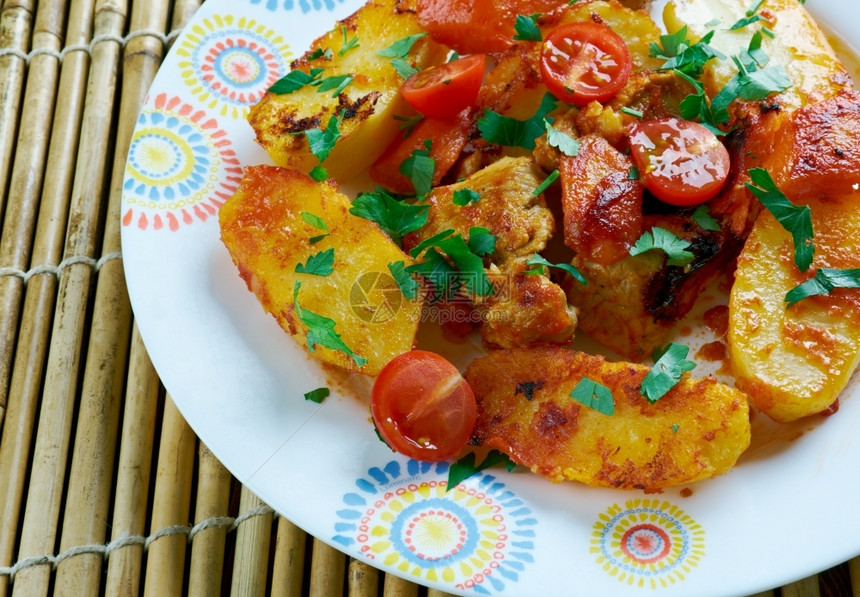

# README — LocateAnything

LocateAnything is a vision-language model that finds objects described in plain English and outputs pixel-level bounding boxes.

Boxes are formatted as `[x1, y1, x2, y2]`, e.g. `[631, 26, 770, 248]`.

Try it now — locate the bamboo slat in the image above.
[383, 574, 420, 597]
[348, 560, 380, 597]
[782, 575, 822, 597]
[272, 517, 310, 597]
[0, 0, 63, 431]
[0, 0, 94, 593]
[103, 325, 161, 597]
[309, 538, 347, 597]
[851, 556, 860, 596]
[229, 487, 275, 597]
[187, 444, 232, 597]
[142, 395, 196, 597]
[10, 0, 127, 591]
[0, 0, 32, 224]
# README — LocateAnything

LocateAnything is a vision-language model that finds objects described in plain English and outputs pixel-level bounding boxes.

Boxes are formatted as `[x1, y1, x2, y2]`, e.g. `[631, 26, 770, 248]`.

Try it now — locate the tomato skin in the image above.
[416, 0, 569, 54]
[401, 54, 486, 120]
[371, 350, 477, 462]
[628, 118, 731, 206]
[539, 22, 631, 107]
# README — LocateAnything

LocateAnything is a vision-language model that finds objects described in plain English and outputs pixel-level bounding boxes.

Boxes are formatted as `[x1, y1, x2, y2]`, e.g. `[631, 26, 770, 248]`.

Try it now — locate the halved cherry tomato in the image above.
[628, 118, 731, 206]
[401, 54, 486, 120]
[371, 350, 477, 462]
[539, 22, 631, 107]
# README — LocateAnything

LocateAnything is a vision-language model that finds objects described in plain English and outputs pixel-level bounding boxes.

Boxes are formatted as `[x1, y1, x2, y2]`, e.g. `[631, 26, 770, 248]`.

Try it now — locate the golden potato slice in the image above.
[728, 192, 860, 422]
[466, 345, 750, 490]
[248, 0, 448, 181]
[219, 165, 423, 376]
[664, 0, 851, 109]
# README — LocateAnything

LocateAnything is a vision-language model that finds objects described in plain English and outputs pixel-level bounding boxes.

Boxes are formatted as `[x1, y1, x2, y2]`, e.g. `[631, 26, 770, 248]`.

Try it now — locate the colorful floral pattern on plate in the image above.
[333, 459, 536, 594]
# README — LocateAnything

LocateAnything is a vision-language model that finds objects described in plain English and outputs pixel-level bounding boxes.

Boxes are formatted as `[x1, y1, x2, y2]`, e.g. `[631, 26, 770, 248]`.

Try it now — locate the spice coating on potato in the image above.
[219, 165, 423, 376]
[466, 345, 750, 490]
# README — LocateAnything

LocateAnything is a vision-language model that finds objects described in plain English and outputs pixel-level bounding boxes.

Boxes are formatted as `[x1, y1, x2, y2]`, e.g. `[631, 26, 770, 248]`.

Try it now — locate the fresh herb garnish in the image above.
[295, 248, 335, 276]
[641, 343, 696, 403]
[388, 260, 422, 300]
[446, 450, 516, 491]
[478, 93, 558, 150]
[620, 106, 644, 118]
[394, 113, 424, 137]
[391, 58, 419, 79]
[399, 140, 435, 196]
[513, 14, 542, 41]
[692, 205, 721, 231]
[467, 226, 497, 257]
[651, 28, 724, 77]
[303, 111, 344, 163]
[785, 268, 860, 307]
[315, 73, 354, 97]
[452, 188, 481, 206]
[304, 387, 330, 404]
[407, 229, 494, 297]
[544, 120, 580, 156]
[269, 67, 324, 94]
[348, 189, 429, 245]
[377, 33, 427, 58]
[309, 165, 329, 182]
[532, 169, 559, 196]
[629, 227, 695, 267]
[570, 378, 615, 415]
[745, 168, 814, 272]
[524, 254, 587, 285]
[301, 211, 330, 244]
[293, 281, 367, 367]
[338, 26, 360, 56]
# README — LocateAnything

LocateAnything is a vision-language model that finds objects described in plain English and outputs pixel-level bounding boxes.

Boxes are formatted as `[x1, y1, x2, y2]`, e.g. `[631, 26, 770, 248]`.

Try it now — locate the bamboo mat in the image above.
[0, 0, 857, 596]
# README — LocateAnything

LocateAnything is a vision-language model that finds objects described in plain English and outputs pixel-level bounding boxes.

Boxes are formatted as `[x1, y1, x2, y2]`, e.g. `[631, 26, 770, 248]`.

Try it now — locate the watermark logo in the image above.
[349, 272, 403, 324]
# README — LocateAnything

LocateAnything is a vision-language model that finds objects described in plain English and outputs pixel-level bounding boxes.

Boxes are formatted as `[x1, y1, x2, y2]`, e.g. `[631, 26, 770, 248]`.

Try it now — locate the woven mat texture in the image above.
[0, 0, 858, 595]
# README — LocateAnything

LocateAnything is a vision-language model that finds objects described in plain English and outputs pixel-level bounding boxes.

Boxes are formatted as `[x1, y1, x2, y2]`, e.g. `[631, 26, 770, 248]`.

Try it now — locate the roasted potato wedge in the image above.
[729, 192, 860, 422]
[219, 165, 423, 376]
[466, 345, 750, 490]
[248, 0, 448, 181]
[664, 0, 851, 109]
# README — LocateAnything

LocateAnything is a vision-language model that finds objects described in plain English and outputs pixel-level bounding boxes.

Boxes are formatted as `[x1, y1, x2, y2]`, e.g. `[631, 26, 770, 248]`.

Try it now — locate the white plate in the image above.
[121, 2, 860, 595]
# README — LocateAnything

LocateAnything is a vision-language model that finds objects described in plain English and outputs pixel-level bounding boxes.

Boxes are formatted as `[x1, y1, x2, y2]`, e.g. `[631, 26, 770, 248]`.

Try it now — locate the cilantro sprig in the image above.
[524, 254, 587, 285]
[745, 168, 814, 272]
[399, 140, 436, 196]
[641, 343, 696, 403]
[407, 229, 495, 298]
[304, 387, 330, 404]
[513, 14, 542, 41]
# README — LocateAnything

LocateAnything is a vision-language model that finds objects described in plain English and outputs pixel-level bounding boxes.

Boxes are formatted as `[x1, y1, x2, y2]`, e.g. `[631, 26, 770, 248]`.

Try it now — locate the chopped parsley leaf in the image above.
[467, 226, 497, 257]
[692, 205, 721, 231]
[295, 248, 335, 276]
[388, 260, 422, 301]
[513, 14, 542, 41]
[304, 387, 330, 404]
[399, 141, 435, 196]
[309, 165, 329, 182]
[303, 111, 343, 163]
[745, 168, 814, 272]
[315, 73, 353, 97]
[376, 33, 427, 58]
[785, 268, 860, 307]
[394, 113, 424, 137]
[408, 230, 494, 298]
[478, 92, 558, 150]
[524, 254, 587, 285]
[570, 378, 614, 415]
[446, 450, 516, 491]
[301, 211, 329, 244]
[452, 188, 481, 206]
[391, 58, 419, 79]
[293, 281, 366, 367]
[349, 189, 429, 246]
[641, 343, 696, 403]
[268, 67, 324, 94]
[629, 227, 695, 267]
[545, 119, 580, 156]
